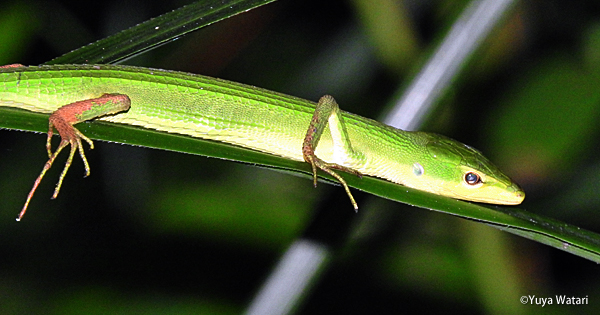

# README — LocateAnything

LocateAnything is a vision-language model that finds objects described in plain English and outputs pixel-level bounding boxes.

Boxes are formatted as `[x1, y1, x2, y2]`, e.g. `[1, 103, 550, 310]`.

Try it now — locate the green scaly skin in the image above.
[0, 64, 525, 210]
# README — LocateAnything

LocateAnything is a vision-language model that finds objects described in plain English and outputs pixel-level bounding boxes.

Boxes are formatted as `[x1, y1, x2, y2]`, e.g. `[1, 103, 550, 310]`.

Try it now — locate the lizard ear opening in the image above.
[413, 163, 424, 176]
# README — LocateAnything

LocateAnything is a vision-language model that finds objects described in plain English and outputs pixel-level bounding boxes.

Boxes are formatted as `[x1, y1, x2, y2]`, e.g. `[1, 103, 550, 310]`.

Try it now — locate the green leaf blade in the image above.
[46, 0, 277, 65]
[3, 106, 600, 262]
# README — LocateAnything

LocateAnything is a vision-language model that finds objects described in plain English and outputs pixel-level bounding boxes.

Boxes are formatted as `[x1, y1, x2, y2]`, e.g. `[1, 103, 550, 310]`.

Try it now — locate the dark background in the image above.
[1, 0, 600, 313]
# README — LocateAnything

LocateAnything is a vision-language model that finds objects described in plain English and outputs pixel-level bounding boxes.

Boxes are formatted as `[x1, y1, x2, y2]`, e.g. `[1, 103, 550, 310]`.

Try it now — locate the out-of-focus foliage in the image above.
[2, 0, 600, 314]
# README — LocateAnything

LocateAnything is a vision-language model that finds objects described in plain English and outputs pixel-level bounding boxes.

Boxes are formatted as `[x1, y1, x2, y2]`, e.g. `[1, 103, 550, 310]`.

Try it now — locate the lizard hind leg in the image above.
[17, 116, 94, 221]
[16, 93, 130, 221]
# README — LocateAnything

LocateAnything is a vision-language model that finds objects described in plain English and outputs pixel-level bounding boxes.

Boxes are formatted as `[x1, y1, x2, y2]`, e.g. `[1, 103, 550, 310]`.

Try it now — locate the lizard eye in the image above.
[464, 172, 482, 186]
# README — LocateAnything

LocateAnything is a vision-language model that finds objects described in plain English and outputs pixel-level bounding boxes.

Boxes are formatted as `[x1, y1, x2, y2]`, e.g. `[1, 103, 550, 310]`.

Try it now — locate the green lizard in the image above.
[0, 64, 524, 221]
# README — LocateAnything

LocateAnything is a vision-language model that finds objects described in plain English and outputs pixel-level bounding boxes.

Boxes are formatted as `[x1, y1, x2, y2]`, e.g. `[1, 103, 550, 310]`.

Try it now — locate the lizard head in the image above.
[409, 135, 525, 205]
